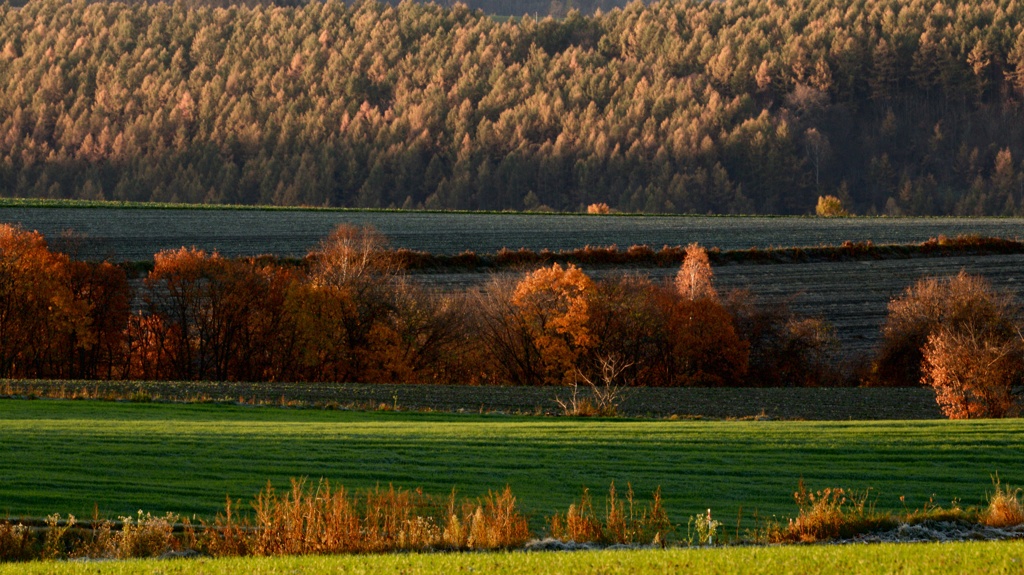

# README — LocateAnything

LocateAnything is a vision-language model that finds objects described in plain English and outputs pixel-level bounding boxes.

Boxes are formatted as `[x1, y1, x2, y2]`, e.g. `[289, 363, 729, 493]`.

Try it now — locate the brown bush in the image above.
[766, 481, 886, 543]
[0, 522, 34, 562]
[872, 271, 1019, 387]
[724, 291, 843, 387]
[921, 326, 1022, 419]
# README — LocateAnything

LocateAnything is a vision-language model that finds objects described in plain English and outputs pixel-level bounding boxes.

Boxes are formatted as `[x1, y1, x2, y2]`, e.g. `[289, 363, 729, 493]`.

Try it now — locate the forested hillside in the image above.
[3, 0, 1024, 214]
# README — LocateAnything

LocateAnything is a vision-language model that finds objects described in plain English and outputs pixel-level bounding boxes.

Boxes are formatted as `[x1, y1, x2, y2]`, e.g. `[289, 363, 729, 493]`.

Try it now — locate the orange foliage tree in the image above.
[511, 264, 596, 385]
[655, 288, 749, 386]
[921, 326, 1022, 419]
[0, 225, 91, 378]
[295, 224, 402, 383]
[66, 260, 133, 379]
[141, 249, 300, 381]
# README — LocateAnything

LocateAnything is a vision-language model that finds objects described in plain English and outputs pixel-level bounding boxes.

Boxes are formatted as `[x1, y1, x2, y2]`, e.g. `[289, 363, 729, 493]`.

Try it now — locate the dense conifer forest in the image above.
[2, 0, 1024, 214]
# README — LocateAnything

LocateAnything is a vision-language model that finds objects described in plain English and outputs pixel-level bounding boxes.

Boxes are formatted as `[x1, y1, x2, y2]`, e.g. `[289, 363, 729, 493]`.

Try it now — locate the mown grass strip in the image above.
[1, 399, 1022, 534]
[2, 541, 1024, 574]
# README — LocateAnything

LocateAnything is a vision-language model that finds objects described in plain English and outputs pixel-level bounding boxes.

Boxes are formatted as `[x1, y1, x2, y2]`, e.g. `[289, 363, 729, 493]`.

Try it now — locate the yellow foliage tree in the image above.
[815, 195, 849, 217]
[675, 243, 717, 301]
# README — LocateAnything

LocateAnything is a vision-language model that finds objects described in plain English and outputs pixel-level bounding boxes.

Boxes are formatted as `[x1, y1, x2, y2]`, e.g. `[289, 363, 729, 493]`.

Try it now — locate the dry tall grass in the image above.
[549, 483, 671, 545]
[983, 477, 1024, 527]
[765, 480, 889, 543]
[205, 479, 529, 556]
[0, 522, 33, 561]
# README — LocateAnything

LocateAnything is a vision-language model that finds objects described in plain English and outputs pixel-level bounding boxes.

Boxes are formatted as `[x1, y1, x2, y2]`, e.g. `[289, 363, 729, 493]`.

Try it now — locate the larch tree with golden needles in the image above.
[511, 263, 596, 385]
[675, 244, 716, 301]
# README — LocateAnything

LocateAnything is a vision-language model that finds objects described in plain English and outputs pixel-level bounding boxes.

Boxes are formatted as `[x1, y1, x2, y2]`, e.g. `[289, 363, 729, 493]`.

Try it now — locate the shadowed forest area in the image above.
[2, 0, 1024, 214]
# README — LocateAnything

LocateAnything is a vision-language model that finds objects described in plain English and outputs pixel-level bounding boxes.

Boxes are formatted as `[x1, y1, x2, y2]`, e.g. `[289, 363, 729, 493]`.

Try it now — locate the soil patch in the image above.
[1, 380, 943, 420]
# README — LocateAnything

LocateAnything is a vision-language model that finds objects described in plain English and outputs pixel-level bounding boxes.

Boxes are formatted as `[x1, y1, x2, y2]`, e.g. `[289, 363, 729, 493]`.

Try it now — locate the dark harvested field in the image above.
[3, 206, 1024, 259]
[2, 379, 943, 420]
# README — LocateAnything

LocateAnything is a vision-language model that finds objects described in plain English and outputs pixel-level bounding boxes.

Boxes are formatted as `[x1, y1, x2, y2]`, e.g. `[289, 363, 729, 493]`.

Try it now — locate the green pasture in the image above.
[1, 399, 1022, 534]
[4, 541, 1024, 574]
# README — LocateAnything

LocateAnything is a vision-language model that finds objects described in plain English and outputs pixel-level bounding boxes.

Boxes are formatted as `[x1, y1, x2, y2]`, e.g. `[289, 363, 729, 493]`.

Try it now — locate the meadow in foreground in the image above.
[1, 399, 1022, 532]
[2, 541, 1024, 575]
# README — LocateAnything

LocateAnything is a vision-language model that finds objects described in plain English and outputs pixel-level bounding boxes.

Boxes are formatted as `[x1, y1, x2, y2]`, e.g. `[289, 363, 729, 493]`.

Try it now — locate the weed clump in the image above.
[983, 477, 1024, 528]
[765, 480, 892, 543]
[205, 479, 529, 556]
[549, 483, 671, 545]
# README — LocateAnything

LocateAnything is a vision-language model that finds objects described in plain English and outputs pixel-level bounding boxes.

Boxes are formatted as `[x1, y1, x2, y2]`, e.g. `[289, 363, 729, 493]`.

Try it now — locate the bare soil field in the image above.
[1, 380, 943, 420]
[3, 207, 1024, 259]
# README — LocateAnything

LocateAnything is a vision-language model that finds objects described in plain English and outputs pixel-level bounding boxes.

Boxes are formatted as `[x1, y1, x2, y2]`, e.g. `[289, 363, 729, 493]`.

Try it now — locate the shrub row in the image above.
[361, 235, 1024, 271]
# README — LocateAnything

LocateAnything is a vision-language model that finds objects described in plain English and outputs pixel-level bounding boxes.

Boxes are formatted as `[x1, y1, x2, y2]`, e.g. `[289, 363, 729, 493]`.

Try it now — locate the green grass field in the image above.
[3, 541, 1024, 574]
[1, 399, 1022, 534]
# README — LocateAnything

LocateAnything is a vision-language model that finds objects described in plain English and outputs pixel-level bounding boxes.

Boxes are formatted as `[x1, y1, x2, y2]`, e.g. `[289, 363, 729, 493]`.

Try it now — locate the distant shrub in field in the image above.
[586, 203, 611, 214]
[815, 195, 849, 217]
[873, 271, 1022, 397]
[555, 355, 632, 416]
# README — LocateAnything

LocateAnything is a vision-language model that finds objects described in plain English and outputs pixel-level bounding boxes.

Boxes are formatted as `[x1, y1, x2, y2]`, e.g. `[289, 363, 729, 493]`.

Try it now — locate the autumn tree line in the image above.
[0, 222, 841, 388]
[3, 0, 1024, 215]
[3, 222, 1021, 418]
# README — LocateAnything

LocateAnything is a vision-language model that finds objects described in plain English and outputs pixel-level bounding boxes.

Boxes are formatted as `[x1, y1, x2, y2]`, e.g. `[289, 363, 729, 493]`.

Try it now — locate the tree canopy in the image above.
[3, 0, 1024, 214]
